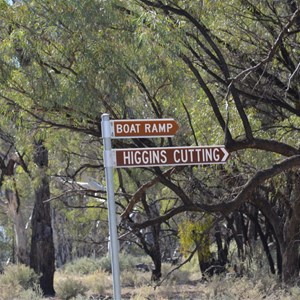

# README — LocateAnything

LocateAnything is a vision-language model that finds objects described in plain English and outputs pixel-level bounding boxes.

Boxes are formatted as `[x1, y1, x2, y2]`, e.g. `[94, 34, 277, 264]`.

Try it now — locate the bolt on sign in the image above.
[111, 146, 229, 168]
[110, 119, 179, 138]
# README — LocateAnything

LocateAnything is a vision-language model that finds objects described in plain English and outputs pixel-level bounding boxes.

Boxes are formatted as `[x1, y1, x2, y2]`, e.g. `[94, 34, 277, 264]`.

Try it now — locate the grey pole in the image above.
[101, 113, 121, 300]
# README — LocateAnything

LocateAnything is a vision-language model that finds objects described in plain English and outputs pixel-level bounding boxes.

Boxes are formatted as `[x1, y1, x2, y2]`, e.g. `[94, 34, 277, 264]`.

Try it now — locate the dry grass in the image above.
[2, 256, 300, 299]
[52, 260, 300, 300]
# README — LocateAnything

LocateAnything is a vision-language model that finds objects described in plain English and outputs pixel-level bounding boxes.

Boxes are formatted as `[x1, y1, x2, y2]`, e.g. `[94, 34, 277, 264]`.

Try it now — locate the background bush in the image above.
[55, 277, 88, 300]
[63, 257, 99, 275]
[0, 264, 40, 290]
[0, 264, 41, 299]
[98, 252, 151, 273]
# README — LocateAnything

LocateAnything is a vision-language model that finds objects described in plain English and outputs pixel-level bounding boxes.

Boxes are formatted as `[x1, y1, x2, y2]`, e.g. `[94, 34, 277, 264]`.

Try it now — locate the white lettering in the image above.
[123, 124, 129, 133]
[158, 123, 166, 132]
[160, 150, 167, 163]
[213, 149, 220, 161]
[123, 151, 132, 165]
[142, 151, 149, 164]
[173, 149, 195, 163]
[121, 147, 222, 166]
[122, 150, 170, 166]
[116, 124, 123, 134]
[166, 123, 172, 132]
[135, 151, 142, 164]
[174, 150, 180, 163]
[201, 148, 219, 162]
[188, 149, 194, 161]
[181, 150, 188, 163]
[152, 124, 158, 133]
[143, 122, 173, 134]
[152, 150, 160, 164]
[145, 124, 151, 133]
[195, 149, 202, 161]
[116, 123, 141, 134]
[206, 149, 213, 161]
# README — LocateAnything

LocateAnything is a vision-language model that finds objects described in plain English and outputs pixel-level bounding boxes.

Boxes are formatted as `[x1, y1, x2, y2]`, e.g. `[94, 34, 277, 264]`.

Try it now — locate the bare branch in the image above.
[232, 8, 300, 82]
[132, 155, 300, 229]
[286, 61, 300, 93]
[120, 167, 176, 219]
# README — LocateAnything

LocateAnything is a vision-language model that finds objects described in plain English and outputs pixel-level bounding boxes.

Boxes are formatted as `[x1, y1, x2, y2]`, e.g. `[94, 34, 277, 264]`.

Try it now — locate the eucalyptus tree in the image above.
[0, 115, 32, 265]
[0, 0, 137, 294]
[117, 0, 300, 283]
[0, 0, 187, 289]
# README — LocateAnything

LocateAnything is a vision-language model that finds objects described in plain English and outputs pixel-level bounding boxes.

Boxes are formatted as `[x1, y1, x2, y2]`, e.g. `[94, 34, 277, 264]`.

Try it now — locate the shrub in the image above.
[98, 255, 112, 272]
[0, 264, 40, 290]
[56, 277, 88, 300]
[63, 257, 99, 275]
[165, 269, 191, 285]
[18, 285, 44, 300]
[121, 270, 150, 288]
[0, 281, 21, 300]
[119, 252, 141, 271]
[82, 269, 111, 295]
[99, 252, 151, 273]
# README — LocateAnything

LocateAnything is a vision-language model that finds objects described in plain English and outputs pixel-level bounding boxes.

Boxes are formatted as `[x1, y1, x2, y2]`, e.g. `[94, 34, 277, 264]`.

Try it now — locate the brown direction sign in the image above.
[110, 119, 179, 138]
[112, 146, 229, 168]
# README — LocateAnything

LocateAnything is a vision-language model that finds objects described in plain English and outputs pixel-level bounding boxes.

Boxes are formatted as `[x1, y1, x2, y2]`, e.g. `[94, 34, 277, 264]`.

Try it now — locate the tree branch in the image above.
[232, 8, 300, 82]
[133, 155, 300, 229]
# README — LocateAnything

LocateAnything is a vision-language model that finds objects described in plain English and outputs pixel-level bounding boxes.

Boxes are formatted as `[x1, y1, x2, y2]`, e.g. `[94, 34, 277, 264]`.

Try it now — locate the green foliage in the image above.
[17, 285, 44, 300]
[98, 252, 148, 273]
[82, 270, 111, 295]
[63, 257, 100, 275]
[55, 277, 88, 300]
[97, 255, 111, 272]
[121, 270, 150, 288]
[62, 253, 150, 278]
[178, 214, 213, 261]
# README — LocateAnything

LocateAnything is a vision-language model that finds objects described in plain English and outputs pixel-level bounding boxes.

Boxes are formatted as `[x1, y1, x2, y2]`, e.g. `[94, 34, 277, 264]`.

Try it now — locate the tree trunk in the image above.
[1, 154, 29, 265]
[30, 141, 55, 296]
[282, 211, 300, 283]
[6, 189, 29, 265]
[214, 224, 228, 266]
[150, 238, 162, 281]
[281, 171, 300, 283]
[229, 212, 245, 259]
[139, 197, 162, 281]
[52, 207, 72, 268]
[282, 243, 298, 283]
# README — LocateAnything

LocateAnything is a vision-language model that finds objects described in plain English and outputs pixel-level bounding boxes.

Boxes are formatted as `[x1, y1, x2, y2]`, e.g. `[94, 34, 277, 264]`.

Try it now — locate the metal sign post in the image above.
[101, 114, 230, 299]
[101, 114, 121, 300]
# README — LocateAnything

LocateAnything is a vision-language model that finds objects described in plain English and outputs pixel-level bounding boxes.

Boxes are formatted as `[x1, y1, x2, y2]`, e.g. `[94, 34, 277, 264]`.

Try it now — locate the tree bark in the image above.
[1, 154, 29, 265]
[6, 189, 29, 265]
[30, 141, 55, 296]
[281, 171, 300, 283]
[52, 207, 72, 268]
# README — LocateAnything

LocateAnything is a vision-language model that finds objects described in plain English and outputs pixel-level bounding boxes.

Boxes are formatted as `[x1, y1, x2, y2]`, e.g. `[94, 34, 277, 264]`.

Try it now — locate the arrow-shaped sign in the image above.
[110, 119, 179, 138]
[111, 145, 229, 168]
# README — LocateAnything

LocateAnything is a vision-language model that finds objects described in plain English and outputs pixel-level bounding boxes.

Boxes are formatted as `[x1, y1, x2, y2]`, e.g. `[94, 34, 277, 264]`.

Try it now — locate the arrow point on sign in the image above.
[173, 121, 179, 134]
[221, 147, 229, 162]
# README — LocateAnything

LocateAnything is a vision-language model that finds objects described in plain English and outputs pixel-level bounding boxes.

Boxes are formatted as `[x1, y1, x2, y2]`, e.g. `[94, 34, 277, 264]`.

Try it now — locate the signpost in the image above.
[101, 114, 230, 300]
[110, 118, 179, 138]
[101, 114, 121, 300]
